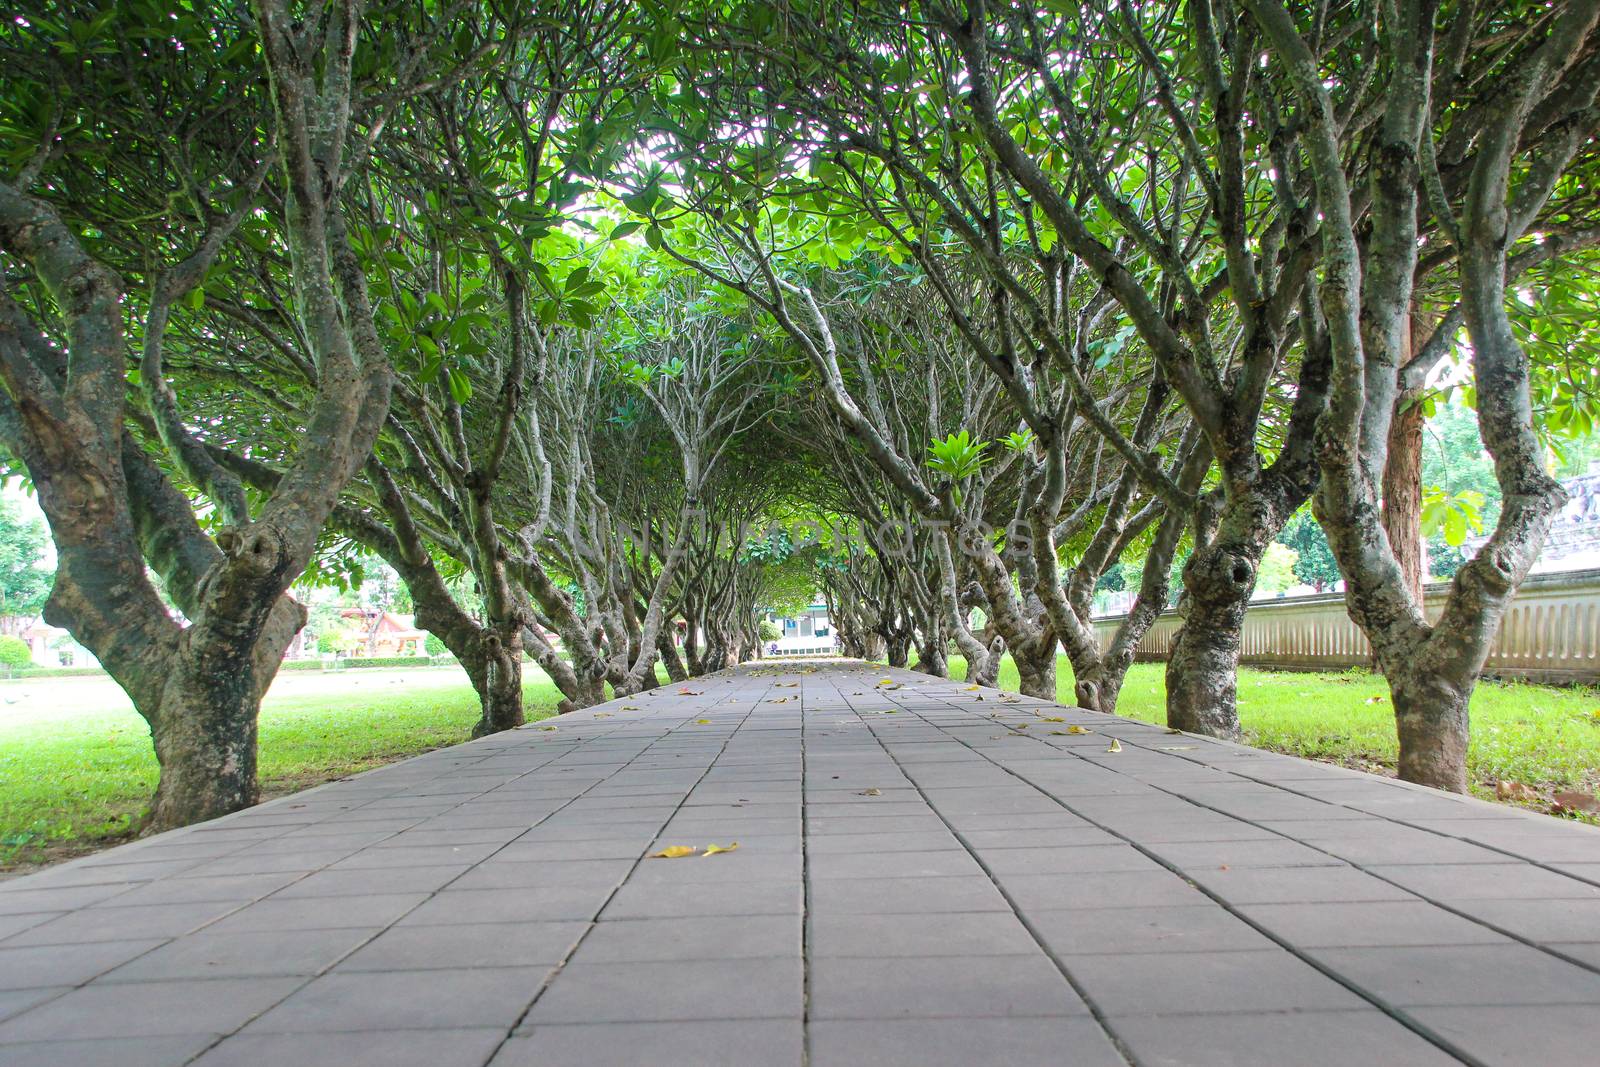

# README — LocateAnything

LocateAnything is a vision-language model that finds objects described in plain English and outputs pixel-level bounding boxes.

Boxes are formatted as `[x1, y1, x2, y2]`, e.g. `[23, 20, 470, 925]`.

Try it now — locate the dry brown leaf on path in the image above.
[1553, 790, 1600, 815]
[1497, 780, 1539, 802]
[651, 846, 697, 859]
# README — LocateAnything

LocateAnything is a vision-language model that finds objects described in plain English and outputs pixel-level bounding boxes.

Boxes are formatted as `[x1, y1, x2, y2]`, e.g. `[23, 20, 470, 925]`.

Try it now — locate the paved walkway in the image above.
[2, 662, 1599, 1066]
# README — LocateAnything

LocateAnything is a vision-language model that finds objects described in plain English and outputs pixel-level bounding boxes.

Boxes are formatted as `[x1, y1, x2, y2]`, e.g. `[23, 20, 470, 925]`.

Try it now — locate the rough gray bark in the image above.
[1248, 0, 1596, 790]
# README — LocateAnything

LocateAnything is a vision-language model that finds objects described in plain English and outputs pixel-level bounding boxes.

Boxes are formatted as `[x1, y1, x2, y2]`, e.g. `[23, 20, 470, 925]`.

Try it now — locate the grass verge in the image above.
[1, 668, 561, 871]
[937, 655, 1600, 819]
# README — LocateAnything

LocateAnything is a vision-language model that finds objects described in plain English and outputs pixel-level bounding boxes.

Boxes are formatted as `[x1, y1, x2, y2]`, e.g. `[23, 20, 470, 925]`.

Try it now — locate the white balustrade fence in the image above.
[1092, 568, 1600, 684]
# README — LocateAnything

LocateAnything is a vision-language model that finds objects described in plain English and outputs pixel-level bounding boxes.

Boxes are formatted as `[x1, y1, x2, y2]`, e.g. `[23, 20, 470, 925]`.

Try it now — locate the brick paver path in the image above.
[3, 661, 1600, 1066]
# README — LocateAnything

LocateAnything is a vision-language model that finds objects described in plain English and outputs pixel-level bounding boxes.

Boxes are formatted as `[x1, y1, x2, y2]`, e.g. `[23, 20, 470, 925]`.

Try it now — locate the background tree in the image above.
[0, 493, 51, 617]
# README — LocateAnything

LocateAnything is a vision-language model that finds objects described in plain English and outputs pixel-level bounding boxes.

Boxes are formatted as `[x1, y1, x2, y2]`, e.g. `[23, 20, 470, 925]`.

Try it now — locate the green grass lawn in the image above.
[932, 654, 1600, 815]
[0, 666, 562, 870]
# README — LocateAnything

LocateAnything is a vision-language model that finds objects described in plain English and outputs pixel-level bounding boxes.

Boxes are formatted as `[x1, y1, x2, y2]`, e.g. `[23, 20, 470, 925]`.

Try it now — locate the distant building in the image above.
[1, 616, 97, 668]
[1532, 463, 1600, 573]
[764, 601, 835, 654]
[306, 609, 430, 658]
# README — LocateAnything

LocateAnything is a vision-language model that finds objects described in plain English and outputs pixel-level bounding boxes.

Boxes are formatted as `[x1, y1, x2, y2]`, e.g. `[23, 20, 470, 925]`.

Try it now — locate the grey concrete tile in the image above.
[1239, 901, 1512, 948]
[497, 1019, 802, 1066]
[100, 927, 380, 981]
[524, 958, 801, 1023]
[1111, 1009, 1461, 1067]
[4, 901, 243, 946]
[807, 1017, 1123, 1067]
[271, 864, 470, 898]
[329, 842, 504, 868]
[1309, 943, 1600, 1006]
[203, 892, 428, 933]
[399, 886, 608, 925]
[1068, 949, 1367, 1015]
[1303, 833, 1514, 866]
[0, 885, 137, 916]
[0, 939, 166, 989]
[1001, 870, 1203, 912]
[0, 977, 300, 1041]
[0, 988, 65, 1024]
[1407, 1004, 1600, 1066]
[193, 1027, 506, 1067]
[490, 839, 648, 862]
[1187, 865, 1417, 905]
[1369, 863, 1600, 902]
[808, 876, 1009, 914]
[101, 872, 302, 908]
[0, 913, 61, 943]
[808, 850, 981, 880]
[448, 859, 633, 891]
[0, 1034, 218, 1067]
[574, 916, 798, 962]
[602, 879, 801, 919]
[959, 827, 1121, 849]
[810, 912, 1040, 958]
[1030, 905, 1276, 956]
[809, 954, 1087, 1019]
[980, 845, 1163, 876]
[338, 921, 586, 971]
[1144, 837, 1344, 869]
[1551, 941, 1600, 968]
[244, 967, 544, 1032]
[803, 831, 964, 854]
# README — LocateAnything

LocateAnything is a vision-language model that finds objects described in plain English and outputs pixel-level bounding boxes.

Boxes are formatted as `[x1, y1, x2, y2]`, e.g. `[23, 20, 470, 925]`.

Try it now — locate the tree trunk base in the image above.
[471, 644, 524, 737]
[1394, 681, 1471, 793]
[145, 668, 261, 834]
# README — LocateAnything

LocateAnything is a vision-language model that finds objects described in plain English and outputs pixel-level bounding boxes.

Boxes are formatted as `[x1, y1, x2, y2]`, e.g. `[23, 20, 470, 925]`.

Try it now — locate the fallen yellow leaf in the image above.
[538, 725, 558, 731]
[859, 788, 882, 796]
[963, 685, 980, 691]
[1066, 725, 1092, 735]
[1037, 716, 1066, 723]
[650, 845, 697, 859]
[1106, 738, 1123, 753]
[695, 719, 712, 725]
[879, 677, 894, 684]
[703, 842, 739, 856]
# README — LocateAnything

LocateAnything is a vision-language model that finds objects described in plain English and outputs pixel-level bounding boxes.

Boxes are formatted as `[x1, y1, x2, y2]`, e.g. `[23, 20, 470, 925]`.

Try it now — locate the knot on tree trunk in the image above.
[216, 523, 289, 580]
[1189, 545, 1256, 600]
